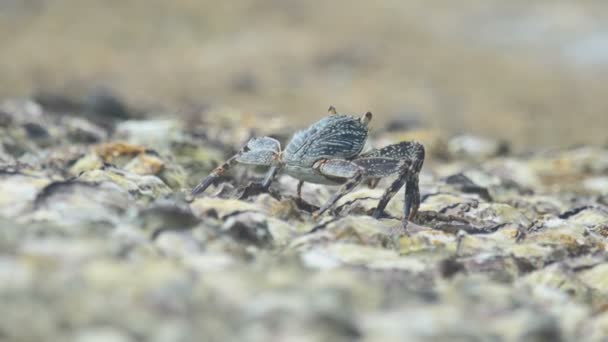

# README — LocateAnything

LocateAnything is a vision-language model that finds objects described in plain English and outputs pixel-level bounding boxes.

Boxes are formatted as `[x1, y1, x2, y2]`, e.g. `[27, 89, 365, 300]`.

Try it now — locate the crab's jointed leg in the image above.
[313, 157, 401, 217]
[191, 137, 281, 196]
[312, 141, 425, 222]
[296, 180, 304, 201]
[312, 159, 365, 217]
[363, 141, 425, 221]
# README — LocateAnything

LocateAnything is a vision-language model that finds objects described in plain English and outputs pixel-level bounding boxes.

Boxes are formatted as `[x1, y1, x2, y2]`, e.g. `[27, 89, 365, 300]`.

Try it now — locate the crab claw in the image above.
[191, 172, 220, 196]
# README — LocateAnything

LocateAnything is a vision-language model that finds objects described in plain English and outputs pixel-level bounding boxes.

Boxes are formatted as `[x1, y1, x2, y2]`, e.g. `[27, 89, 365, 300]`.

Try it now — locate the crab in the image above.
[191, 106, 425, 224]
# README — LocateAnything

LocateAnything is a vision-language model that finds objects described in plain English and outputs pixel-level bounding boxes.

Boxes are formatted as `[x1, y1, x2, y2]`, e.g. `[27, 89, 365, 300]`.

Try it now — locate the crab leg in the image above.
[313, 157, 406, 217]
[261, 165, 280, 188]
[362, 141, 425, 221]
[371, 169, 407, 219]
[312, 159, 364, 217]
[296, 180, 304, 200]
[191, 154, 239, 196]
[315, 172, 365, 217]
[404, 173, 420, 220]
[191, 137, 281, 196]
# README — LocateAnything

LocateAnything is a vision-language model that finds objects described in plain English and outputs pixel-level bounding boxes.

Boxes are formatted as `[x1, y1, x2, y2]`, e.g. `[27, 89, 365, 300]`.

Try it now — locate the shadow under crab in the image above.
[192, 106, 425, 225]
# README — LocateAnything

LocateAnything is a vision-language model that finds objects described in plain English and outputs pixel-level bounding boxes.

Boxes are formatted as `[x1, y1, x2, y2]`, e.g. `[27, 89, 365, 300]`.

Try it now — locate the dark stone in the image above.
[84, 87, 131, 120]
[22, 122, 50, 139]
[445, 173, 493, 202]
[439, 258, 466, 278]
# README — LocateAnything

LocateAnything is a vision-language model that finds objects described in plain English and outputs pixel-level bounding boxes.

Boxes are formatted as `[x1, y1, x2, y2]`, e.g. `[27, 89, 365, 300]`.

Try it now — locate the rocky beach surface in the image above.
[1, 98, 607, 341]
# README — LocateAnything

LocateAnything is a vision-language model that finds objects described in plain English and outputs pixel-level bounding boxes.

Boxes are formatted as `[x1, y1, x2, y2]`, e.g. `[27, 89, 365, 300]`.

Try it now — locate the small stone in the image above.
[578, 263, 608, 293]
[447, 134, 508, 160]
[124, 153, 165, 175]
[190, 197, 263, 218]
[115, 119, 183, 151]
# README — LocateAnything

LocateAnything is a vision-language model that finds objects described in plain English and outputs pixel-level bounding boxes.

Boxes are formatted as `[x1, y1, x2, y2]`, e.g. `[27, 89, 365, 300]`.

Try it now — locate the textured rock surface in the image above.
[1, 99, 607, 341]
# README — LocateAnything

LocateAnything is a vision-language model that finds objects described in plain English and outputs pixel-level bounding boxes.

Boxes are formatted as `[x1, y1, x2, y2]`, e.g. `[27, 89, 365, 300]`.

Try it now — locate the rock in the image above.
[526, 218, 605, 257]
[124, 153, 165, 175]
[78, 168, 172, 198]
[516, 264, 593, 303]
[190, 197, 263, 218]
[27, 180, 131, 230]
[0, 173, 51, 217]
[0, 257, 33, 290]
[65, 117, 108, 144]
[83, 87, 132, 120]
[115, 119, 183, 151]
[95, 142, 146, 165]
[291, 216, 398, 250]
[69, 152, 104, 176]
[447, 134, 508, 160]
[578, 263, 608, 293]
[139, 197, 201, 238]
[562, 206, 608, 230]
[1, 95, 608, 341]
[221, 212, 273, 247]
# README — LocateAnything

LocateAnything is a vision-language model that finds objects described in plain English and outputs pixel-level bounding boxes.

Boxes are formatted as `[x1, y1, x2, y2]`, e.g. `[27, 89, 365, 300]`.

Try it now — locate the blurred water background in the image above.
[1, 0, 607, 149]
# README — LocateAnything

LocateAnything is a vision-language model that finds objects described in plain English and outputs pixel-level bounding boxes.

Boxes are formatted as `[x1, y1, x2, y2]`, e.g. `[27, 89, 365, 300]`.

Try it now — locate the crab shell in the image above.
[282, 114, 370, 185]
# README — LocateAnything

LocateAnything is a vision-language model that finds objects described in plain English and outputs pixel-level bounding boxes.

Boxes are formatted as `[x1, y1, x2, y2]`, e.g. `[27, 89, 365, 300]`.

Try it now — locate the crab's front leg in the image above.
[191, 136, 281, 196]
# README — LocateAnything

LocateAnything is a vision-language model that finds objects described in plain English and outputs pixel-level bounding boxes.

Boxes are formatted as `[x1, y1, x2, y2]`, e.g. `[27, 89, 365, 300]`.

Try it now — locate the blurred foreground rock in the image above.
[0, 98, 607, 341]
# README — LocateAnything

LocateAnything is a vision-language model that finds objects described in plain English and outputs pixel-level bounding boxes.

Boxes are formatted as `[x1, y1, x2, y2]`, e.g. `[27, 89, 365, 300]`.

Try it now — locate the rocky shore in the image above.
[1, 98, 607, 341]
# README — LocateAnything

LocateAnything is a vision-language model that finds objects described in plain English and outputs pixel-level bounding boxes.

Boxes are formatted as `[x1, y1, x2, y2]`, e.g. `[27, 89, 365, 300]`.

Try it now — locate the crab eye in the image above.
[361, 112, 373, 125]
